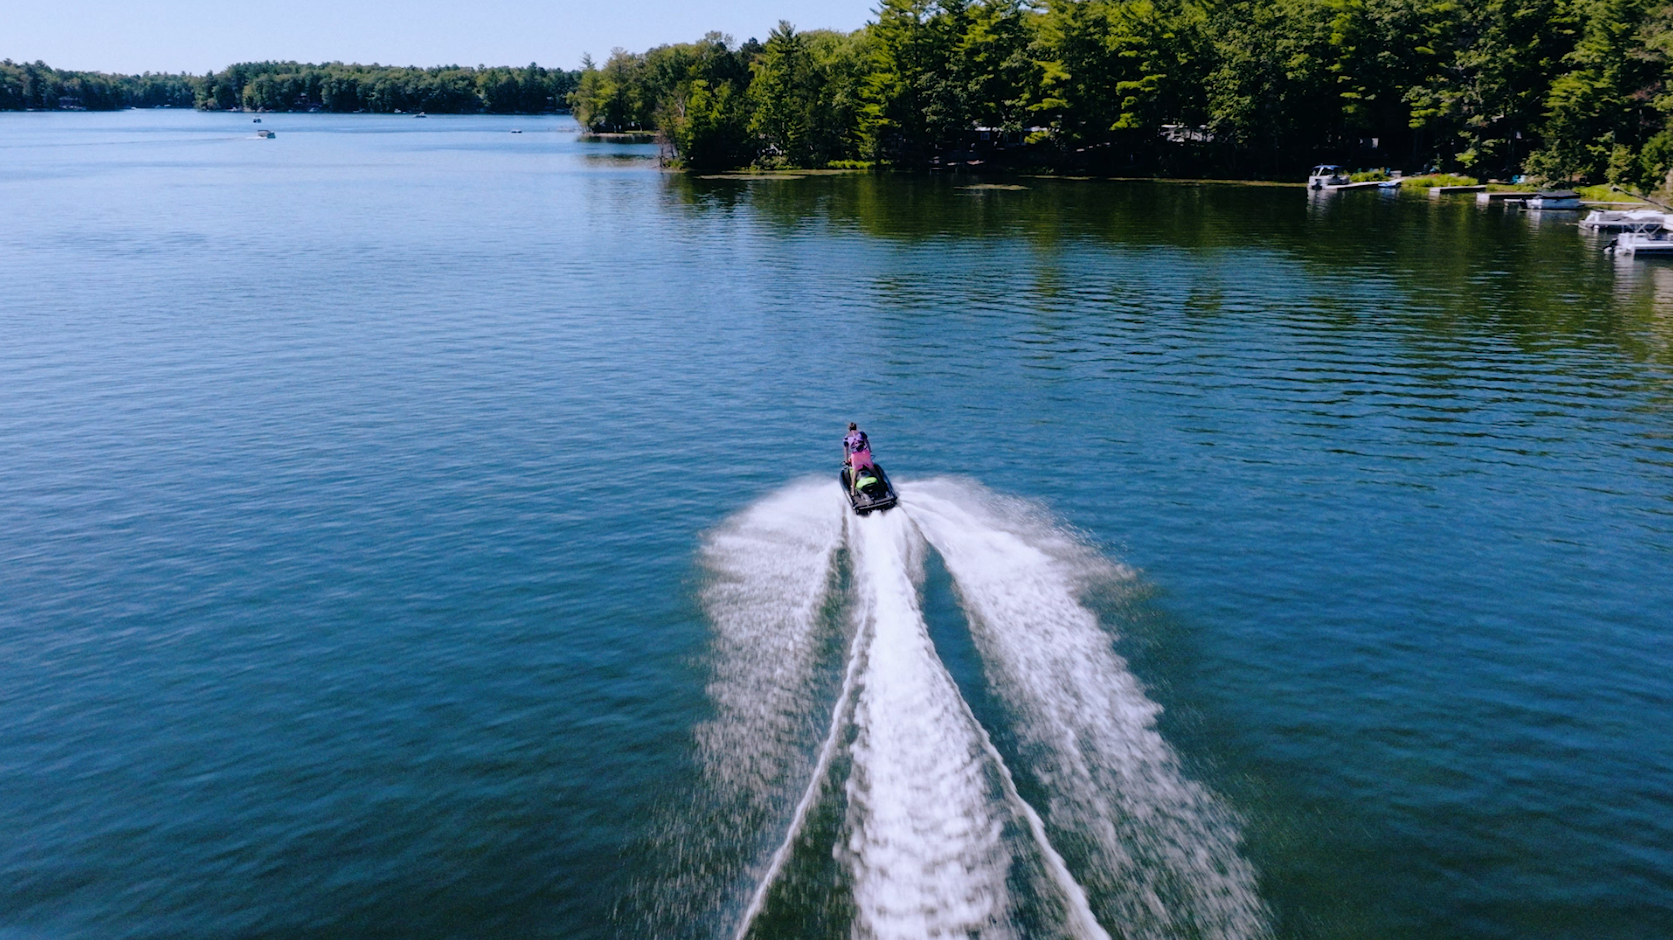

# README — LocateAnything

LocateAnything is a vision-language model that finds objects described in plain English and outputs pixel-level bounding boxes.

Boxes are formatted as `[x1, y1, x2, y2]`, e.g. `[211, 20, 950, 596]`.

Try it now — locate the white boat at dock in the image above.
[1306, 165, 1393, 192]
[1609, 230, 1673, 256]
[1580, 208, 1670, 232]
[1527, 190, 1582, 210]
[1307, 165, 1350, 189]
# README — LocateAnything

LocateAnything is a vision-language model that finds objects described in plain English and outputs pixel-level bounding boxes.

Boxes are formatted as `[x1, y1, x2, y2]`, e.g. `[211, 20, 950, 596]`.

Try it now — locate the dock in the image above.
[1430, 185, 1487, 197]
[1476, 191, 1535, 204]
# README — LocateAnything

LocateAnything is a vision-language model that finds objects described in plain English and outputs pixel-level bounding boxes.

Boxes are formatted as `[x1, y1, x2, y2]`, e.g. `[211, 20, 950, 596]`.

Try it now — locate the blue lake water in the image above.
[2, 110, 1670, 939]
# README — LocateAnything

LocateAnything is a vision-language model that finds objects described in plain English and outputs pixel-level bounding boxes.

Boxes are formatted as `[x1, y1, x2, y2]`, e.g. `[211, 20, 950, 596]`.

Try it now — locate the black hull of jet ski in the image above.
[841, 463, 899, 515]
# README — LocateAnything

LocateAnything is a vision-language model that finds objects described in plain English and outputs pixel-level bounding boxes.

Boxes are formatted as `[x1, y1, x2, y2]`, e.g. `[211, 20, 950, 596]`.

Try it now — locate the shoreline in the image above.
[11, 110, 1663, 204]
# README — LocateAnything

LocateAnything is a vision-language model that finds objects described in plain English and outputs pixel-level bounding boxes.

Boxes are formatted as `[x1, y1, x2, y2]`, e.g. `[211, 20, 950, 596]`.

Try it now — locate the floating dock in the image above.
[1476, 191, 1535, 204]
[1430, 185, 1487, 197]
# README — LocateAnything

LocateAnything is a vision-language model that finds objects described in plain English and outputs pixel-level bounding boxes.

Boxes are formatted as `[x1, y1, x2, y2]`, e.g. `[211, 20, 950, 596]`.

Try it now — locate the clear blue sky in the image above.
[1, 0, 879, 74]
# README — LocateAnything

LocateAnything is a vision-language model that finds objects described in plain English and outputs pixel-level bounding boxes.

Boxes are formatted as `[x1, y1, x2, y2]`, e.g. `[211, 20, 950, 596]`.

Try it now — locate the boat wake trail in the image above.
[697, 480, 845, 804]
[845, 510, 1014, 939]
[681, 478, 849, 934]
[907, 478, 1268, 940]
[693, 479, 1266, 940]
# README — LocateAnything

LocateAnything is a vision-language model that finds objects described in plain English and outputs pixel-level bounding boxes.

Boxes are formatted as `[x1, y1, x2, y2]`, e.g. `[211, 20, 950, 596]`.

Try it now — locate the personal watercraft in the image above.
[841, 462, 899, 514]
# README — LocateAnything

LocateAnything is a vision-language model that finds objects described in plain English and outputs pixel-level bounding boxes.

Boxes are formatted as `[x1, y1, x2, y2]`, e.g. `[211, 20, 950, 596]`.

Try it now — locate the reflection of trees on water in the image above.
[660, 173, 1673, 373]
[1610, 260, 1673, 364]
[579, 151, 661, 166]
[1611, 256, 1673, 305]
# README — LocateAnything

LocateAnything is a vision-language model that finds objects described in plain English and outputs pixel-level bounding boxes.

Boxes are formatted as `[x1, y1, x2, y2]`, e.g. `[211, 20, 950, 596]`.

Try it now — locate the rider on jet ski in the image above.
[844, 423, 869, 459]
[844, 423, 875, 492]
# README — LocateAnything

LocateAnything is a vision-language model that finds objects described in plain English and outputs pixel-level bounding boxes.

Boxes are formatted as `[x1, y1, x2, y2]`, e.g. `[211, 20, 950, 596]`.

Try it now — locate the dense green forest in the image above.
[1, 60, 197, 110]
[570, 0, 1673, 188]
[0, 61, 580, 115]
[194, 62, 581, 113]
[9, 0, 1670, 184]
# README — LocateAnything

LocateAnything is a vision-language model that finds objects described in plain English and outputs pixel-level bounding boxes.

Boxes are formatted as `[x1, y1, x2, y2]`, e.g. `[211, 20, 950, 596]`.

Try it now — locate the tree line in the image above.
[1, 60, 580, 115]
[1, 61, 197, 110]
[569, 0, 1673, 189]
[194, 62, 581, 114]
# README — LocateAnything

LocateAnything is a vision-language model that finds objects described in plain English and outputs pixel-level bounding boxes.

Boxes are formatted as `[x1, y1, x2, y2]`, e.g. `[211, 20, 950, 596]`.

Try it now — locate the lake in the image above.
[2, 110, 1670, 940]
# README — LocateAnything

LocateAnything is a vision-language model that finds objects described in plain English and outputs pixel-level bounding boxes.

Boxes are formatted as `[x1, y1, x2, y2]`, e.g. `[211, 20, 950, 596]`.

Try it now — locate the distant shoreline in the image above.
[8, 106, 1658, 202]
[3, 60, 581, 115]
[3, 106, 574, 115]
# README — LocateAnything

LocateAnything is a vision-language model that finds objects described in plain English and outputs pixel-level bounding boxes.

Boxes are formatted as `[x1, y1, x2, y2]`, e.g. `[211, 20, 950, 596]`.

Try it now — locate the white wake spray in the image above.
[905, 478, 1269, 940]
[696, 479, 846, 811]
[633, 480, 846, 939]
[844, 510, 1015, 940]
[693, 478, 1265, 940]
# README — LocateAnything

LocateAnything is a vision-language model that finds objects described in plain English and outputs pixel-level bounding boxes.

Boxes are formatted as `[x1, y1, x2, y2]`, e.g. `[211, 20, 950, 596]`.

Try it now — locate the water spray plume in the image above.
[695, 479, 1268, 940]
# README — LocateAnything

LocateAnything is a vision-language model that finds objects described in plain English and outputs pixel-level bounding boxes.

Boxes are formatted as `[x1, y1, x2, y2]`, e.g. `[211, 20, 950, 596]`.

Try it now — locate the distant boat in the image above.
[1528, 190, 1582, 211]
[414, 111, 428, 119]
[253, 118, 261, 123]
[511, 129, 522, 134]
[255, 129, 275, 139]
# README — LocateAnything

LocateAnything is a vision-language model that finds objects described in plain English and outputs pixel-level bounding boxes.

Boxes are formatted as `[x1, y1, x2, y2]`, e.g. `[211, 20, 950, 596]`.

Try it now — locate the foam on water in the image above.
[634, 480, 848, 937]
[730, 574, 868, 940]
[906, 478, 1270, 940]
[696, 479, 846, 804]
[844, 510, 1015, 940]
[694, 479, 1261, 940]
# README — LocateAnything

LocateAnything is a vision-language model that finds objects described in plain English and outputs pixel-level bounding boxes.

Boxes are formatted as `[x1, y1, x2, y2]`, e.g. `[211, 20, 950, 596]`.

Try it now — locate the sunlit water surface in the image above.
[2, 111, 1671, 940]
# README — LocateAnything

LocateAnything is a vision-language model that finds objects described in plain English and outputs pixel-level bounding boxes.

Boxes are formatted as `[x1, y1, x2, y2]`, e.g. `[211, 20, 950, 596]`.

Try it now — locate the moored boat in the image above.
[1608, 230, 1673, 256]
[1307, 164, 1350, 189]
[1580, 208, 1669, 232]
[1528, 190, 1582, 210]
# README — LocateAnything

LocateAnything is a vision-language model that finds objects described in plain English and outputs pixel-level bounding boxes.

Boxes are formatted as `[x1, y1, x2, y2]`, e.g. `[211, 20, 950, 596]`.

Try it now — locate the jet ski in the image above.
[841, 461, 899, 515]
